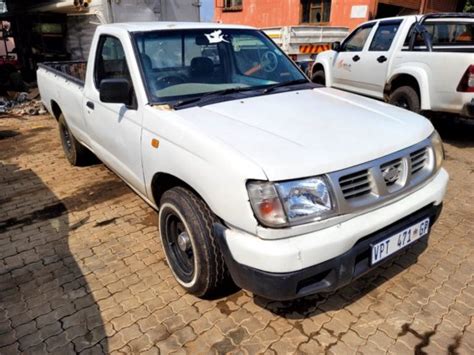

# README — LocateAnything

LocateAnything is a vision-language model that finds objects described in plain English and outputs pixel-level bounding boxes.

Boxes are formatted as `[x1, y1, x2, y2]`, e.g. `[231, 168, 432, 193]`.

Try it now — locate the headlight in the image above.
[247, 176, 335, 228]
[431, 130, 444, 171]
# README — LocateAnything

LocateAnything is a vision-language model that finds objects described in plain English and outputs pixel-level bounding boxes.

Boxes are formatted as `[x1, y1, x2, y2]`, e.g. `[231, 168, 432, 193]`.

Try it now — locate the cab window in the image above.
[369, 21, 402, 51]
[94, 35, 131, 88]
[404, 21, 474, 49]
[341, 24, 375, 52]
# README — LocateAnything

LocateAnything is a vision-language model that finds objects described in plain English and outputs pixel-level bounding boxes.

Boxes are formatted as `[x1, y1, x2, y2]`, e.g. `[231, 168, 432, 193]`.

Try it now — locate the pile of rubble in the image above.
[0, 89, 47, 116]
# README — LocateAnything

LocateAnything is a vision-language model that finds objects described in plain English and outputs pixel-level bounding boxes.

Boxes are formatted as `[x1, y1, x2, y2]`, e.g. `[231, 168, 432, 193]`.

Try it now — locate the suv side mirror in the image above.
[100, 78, 132, 105]
[332, 41, 341, 52]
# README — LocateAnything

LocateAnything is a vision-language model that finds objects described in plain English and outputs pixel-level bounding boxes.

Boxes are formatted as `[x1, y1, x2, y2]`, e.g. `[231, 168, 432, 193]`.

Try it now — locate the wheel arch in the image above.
[50, 100, 62, 121]
[311, 63, 325, 76]
[150, 172, 205, 209]
[385, 70, 431, 110]
[313, 52, 334, 86]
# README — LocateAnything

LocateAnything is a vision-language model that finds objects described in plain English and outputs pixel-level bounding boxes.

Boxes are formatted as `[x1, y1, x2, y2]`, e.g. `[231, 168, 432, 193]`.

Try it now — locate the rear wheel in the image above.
[158, 187, 232, 298]
[58, 114, 91, 166]
[311, 69, 326, 86]
[389, 86, 420, 114]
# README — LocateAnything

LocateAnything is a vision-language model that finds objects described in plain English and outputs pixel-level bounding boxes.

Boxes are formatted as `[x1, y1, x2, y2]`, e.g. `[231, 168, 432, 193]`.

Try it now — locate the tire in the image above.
[311, 69, 326, 86]
[58, 114, 91, 166]
[389, 86, 420, 114]
[158, 187, 231, 298]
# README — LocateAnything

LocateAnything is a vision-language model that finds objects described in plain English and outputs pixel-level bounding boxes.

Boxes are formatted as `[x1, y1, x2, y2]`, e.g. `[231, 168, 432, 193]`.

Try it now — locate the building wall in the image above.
[329, 0, 374, 28]
[215, 0, 302, 28]
[214, 0, 378, 28]
[214, 0, 463, 29]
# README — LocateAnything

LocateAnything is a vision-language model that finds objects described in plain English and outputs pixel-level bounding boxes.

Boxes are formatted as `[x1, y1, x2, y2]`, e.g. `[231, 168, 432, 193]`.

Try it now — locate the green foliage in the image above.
[465, 0, 474, 12]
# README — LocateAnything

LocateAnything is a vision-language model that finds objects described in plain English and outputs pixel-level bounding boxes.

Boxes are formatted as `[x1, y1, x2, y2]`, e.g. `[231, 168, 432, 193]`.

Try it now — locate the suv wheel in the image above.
[311, 69, 326, 86]
[158, 187, 231, 298]
[389, 86, 420, 113]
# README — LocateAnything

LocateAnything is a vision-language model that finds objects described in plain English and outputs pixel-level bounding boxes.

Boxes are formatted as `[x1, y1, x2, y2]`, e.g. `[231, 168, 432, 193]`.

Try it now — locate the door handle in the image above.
[86, 101, 95, 110]
[377, 56, 388, 63]
[352, 55, 361, 62]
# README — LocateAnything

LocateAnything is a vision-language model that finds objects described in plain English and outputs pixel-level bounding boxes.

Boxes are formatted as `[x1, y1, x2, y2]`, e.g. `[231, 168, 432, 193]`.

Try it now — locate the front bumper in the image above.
[215, 203, 442, 301]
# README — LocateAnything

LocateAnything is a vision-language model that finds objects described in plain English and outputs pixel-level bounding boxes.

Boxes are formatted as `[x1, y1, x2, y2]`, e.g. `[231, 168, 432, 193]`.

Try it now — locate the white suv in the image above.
[313, 13, 474, 119]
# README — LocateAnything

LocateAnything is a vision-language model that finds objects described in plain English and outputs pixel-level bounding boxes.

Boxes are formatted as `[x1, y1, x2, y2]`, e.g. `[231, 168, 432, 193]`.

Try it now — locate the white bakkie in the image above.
[313, 13, 474, 119]
[38, 22, 448, 300]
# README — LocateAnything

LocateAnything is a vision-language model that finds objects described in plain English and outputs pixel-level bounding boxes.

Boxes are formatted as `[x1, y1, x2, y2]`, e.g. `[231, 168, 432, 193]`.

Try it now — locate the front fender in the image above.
[315, 51, 336, 87]
[141, 107, 267, 235]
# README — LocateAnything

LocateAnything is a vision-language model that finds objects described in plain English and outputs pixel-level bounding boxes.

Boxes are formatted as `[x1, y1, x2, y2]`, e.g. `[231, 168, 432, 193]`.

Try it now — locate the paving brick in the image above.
[1, 112, 473, 354]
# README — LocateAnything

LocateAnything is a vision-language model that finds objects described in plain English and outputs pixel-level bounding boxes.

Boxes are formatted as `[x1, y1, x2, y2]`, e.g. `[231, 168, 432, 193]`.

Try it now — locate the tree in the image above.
[465, 0, 474, 12]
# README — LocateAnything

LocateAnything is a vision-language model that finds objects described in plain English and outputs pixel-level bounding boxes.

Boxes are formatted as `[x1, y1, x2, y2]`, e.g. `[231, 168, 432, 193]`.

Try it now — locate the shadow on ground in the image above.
[432, 116, 474, 148]
[0, 161, 109, 353]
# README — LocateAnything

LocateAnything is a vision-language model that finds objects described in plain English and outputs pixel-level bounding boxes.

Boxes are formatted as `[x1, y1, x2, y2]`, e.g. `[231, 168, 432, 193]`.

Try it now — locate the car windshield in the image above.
[133, 28, 307, 104]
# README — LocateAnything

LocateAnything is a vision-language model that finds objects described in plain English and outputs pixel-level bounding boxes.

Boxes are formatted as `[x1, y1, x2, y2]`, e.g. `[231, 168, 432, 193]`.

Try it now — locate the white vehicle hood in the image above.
[177, 87, 434, 181]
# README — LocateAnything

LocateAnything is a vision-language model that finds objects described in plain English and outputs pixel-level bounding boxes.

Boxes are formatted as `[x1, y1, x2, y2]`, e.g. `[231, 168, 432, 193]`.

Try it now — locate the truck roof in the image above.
[98, 21, 255, 32]
[363, 13, 474, 25]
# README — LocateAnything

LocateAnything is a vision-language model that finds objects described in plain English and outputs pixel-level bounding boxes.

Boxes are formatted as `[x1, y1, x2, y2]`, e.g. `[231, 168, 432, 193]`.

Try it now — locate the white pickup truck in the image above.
[312, 13, 474, 119]
[38, 22, 448, 301]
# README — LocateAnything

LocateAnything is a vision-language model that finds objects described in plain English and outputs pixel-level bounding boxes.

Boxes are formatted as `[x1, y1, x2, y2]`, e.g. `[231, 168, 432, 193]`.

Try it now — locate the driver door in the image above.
[331, 23, 376, 92]
[83, 35, 146, 195]
[359, 20, 403, 99]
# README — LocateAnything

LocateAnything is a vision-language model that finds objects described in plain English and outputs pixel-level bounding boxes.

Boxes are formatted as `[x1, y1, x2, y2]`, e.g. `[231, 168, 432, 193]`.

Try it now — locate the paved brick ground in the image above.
[1, 113, 473, 354]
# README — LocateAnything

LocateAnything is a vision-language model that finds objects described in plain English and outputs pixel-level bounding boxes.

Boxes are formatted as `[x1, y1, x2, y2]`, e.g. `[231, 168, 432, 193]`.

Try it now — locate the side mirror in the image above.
[331, 41, 341, 52]
[99, 78, 132, 105]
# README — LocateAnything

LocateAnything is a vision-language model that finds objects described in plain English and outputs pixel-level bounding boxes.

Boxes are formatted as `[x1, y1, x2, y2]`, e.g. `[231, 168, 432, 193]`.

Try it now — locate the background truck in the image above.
[2, 0, 200, 80]
[263, 25, 348, 74]
[38, 22, 448, 301]
[312, 13, 474, 119]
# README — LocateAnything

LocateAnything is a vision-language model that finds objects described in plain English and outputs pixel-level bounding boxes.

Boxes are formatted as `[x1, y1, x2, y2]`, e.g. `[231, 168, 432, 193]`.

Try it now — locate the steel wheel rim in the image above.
[60, 122, 73, 153]
[163, 210, 194, 283]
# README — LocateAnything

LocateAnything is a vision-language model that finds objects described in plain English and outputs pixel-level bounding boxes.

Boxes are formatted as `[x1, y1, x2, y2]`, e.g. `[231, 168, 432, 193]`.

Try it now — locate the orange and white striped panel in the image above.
[299, 44, 331, 54]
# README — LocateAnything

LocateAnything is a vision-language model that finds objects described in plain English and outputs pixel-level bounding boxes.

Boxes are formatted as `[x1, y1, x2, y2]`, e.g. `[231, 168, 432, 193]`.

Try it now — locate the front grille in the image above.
[339, 170, 372, 200]
[380, 158, 403, 186]
[331, 139, 434, 214]
[410, 148, 428, 175]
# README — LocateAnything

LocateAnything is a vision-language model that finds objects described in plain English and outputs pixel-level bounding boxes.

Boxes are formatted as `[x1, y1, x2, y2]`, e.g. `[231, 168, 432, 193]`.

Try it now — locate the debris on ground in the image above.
[0, 89, 46, 117]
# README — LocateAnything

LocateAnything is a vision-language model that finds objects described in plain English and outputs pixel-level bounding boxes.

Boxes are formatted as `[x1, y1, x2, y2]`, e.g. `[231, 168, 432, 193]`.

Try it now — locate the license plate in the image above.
[371, 218, 430, 265]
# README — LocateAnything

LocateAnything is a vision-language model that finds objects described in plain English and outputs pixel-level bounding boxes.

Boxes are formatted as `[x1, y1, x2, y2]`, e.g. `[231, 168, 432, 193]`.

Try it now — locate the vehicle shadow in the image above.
[0, 163, 109, 353]
[431, 116, 474, 148]
[251, 238, 428, 318]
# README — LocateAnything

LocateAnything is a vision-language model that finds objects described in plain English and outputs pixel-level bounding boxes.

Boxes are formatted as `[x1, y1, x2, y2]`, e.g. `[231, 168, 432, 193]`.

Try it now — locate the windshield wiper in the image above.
[262, 79, 309, 94]
[173, 87, 255, 109]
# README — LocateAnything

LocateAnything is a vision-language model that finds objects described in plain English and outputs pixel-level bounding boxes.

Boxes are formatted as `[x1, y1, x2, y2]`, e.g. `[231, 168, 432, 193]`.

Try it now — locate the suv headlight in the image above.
[431, 130, 444, 171]
[247, 176, 336, 228]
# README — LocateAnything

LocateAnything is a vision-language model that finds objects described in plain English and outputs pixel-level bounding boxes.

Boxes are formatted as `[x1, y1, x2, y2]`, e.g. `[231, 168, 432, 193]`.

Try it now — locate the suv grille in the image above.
[410, 148, 428, 175]
[339, 170, 371, 200]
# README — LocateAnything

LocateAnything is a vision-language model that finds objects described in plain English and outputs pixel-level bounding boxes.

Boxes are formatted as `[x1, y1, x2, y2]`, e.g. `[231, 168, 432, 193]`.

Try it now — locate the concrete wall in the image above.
[66, 14, 98, 60]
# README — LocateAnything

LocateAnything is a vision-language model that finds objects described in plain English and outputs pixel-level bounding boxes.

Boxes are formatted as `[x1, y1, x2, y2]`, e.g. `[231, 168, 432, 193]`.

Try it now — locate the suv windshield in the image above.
[133, 28, 307, 105]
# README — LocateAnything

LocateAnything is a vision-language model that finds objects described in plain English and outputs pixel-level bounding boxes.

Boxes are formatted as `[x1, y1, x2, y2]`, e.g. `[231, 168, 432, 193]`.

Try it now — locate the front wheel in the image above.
[388, 86, 420, 114]
[158, 187, 232, 298]
[311, 69, 326, 86]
